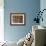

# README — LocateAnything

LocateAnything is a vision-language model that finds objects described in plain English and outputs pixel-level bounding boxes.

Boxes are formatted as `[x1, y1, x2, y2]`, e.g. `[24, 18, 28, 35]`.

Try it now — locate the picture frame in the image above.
[10, 13, 26, 26]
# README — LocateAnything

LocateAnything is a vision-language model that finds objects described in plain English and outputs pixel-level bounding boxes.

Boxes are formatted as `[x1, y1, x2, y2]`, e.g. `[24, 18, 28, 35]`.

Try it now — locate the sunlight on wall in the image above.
[0, 0, 3, 9]
[0, 0, 4, 42]
[0, 9, 4, 42]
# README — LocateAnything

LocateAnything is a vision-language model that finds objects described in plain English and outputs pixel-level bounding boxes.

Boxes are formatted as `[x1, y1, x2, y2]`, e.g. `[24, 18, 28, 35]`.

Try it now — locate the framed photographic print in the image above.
[10, 13, 26, 26]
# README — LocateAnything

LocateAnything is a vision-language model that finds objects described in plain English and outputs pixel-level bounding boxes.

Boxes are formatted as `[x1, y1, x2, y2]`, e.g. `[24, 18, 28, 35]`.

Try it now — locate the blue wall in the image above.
[4, 0, 40, 42]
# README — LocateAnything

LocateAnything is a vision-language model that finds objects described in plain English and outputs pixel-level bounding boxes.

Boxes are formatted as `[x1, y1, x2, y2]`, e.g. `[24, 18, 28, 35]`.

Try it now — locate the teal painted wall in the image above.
[4, 0, 40, 42]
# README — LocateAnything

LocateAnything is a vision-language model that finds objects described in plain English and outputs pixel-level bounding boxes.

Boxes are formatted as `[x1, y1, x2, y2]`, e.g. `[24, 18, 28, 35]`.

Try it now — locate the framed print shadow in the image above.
[10, 13, 26, 26]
